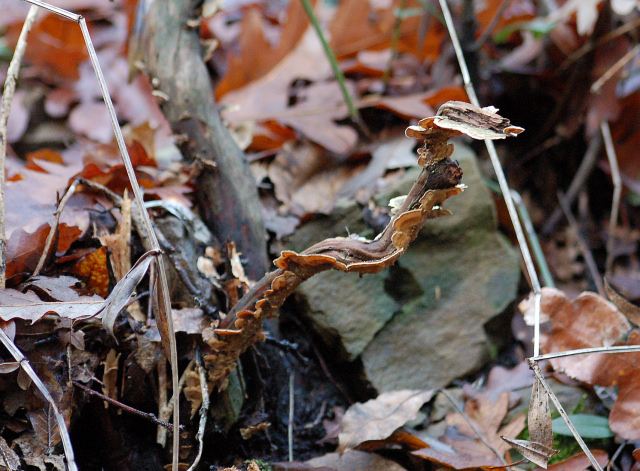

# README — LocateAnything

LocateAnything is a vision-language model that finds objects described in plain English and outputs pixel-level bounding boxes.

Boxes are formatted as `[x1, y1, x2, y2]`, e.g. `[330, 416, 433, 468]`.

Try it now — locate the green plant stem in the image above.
[299, 0, 371, 139]
[383, 0, 407, 88]
[483, 179, 555, 288]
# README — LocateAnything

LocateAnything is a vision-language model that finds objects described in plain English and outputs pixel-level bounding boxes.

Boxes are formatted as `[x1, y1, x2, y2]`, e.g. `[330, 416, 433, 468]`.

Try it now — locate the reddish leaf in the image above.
[7, 224, 82, 279]
[538, 287, 631, 381]
[546, 451, 609, 471]
[5, 13, 88, 80]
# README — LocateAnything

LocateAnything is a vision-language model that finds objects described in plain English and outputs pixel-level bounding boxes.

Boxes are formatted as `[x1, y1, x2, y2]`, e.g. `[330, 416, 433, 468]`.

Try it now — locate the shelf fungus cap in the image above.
[406, 101, 524, 141]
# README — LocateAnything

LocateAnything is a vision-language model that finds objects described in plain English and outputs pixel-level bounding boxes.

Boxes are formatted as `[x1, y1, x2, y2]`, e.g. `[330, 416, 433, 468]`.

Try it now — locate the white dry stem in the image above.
[528, 361, 604, 471]
[33, 180, 80, 276]
[19, 1, 181, 468]
[158, 359, 195, 447]
[0, 4, 39, 289]
[288, 371, 295, 462]
[0, 328, 78, 471]
[186, 352, 209, 471]
[601, 121, 621, 275]
[439, 0, 543, 356]
[530, 344, 640, 362]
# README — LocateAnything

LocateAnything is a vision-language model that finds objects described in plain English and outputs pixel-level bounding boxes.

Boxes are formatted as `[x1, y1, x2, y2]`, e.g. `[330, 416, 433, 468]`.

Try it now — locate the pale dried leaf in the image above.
[27, 406, 60, 449]
[338, 389, 434, 451]
[307, 450, 408, 471]
[17, 366, 32, 390]
[0, 361, 20, 374]
[102, 349, 120, 401]
[529, 376, 553, 448]
[13, 434, 66, 471]
[22, 276, 84, 302]
[101, 250, 158, 339]
[0, 288, 104, 324]
[0, 435, 20, 470]
[501, 437, 558, 468]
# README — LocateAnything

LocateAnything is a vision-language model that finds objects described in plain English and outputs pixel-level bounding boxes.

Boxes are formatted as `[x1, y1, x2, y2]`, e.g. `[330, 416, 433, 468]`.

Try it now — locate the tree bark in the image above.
[130, 0, 268, 279]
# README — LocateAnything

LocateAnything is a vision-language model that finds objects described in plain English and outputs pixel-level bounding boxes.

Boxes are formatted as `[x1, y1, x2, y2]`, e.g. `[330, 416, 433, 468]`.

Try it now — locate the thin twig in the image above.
[186, 350, 209, 471]
[561, 17, 640, 71]
[601, 121, 621, 275]
[158, 358, 195, 446]
[530, 344, 640, 362]
[73, 381, 175, 430]
[0, 5, 39, 289]
[288, 371, 295, 462]
[527, 360, 604, 471]
[0, 328, 78, 471]
[33, 180, 80, 276]
[439, 388, 511, 470]
[542, 134, 602, 236]
[157, 358, 169, 446]
[299, 0, 371, 139]
[439, 0, 542, 355]
[591, 43, 640, 94]
[19, 1, 182, 467]
[557, 191, 604, 296]
[470, 0, 512, 51]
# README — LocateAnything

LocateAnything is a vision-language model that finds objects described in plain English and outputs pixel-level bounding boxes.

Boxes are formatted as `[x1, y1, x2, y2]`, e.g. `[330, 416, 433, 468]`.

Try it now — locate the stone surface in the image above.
[283, 143, 521, 391]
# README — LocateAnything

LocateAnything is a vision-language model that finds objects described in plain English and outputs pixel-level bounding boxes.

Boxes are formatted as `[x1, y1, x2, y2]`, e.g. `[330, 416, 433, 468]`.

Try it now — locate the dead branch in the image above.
[130, 0, 269, 279]
[202, 101, 523, 389]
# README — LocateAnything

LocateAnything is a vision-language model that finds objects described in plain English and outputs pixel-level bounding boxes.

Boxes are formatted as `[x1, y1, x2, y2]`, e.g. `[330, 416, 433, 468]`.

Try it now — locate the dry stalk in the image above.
[0, 4, 39, 289]
[601, 121, 621, 275]
[19, 1, 181, 467]
[438, 0, 543, 356]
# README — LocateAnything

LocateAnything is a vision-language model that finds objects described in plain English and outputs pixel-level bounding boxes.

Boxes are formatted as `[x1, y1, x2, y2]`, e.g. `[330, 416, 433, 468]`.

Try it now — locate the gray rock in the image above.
[284, 143, 521, 391]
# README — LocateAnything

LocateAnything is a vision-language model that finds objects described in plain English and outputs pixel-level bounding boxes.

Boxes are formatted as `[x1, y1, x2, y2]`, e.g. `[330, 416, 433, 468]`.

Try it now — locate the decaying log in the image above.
[203, 101, 523, 389]
[130, 0, 269, 279]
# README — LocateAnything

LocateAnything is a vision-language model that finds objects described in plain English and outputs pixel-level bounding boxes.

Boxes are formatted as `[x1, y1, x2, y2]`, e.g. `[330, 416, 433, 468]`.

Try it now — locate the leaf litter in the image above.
[3, 0, 640, 469]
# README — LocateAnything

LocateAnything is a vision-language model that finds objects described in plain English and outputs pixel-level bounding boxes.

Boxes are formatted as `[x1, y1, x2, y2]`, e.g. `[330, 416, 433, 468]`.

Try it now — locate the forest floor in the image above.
[2, 0, 640, 470]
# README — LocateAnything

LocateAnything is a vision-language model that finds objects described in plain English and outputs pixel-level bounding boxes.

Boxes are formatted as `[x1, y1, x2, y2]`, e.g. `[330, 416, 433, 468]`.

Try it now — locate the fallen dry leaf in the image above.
[502, 375, 558, 468]
[0, 289, 104, 324]
[307, 450, 408, 471]
[214, 1, 310, 98]
[546, 450, 609, 471]
[537, 287, 631, 380]
[338, 389, 434, 451]
[101, 250, 158, 338]
[539, 288, 640, 439]
[414, 392, 525, 470]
